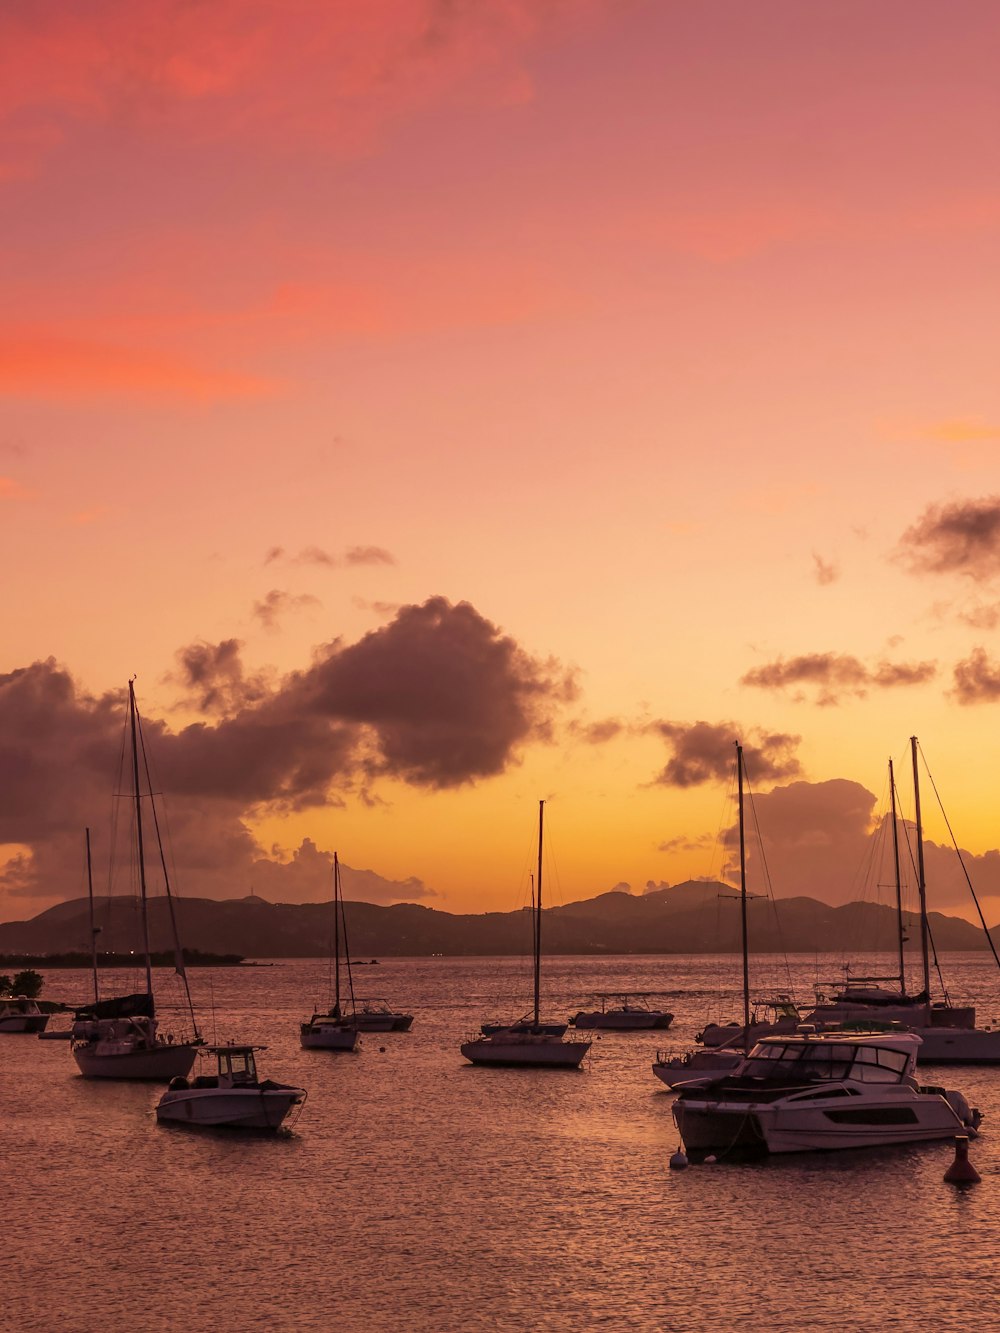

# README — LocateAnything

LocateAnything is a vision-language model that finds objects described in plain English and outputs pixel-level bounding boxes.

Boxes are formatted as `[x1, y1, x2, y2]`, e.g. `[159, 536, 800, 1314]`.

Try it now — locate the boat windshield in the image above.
[219, 1050, 258, 1083]
[741, 1040, 911, 1084]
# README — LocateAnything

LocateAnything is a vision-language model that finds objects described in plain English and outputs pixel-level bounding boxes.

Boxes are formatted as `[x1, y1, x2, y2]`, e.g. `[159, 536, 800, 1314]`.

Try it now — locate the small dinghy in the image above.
[156, 1044, 305, 1132]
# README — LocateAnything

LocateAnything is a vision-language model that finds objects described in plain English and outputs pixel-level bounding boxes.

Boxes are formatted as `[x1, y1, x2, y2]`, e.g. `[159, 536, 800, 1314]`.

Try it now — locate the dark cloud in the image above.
[649, 720, 802, 788]
[898, 496, 1000, 582]
[252, 589, 322, 631]
[741, 652, 937, 705]
[0, 598, 571, 904]
[952, 648, 1000, 705]
[719, 778, 1000, 916]
[171, 639, 269, 715]
[812, 553, 839, 586]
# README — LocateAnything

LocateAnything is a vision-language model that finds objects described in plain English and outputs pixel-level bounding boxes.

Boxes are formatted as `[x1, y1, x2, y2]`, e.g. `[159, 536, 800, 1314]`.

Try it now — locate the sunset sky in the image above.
[3, 1, 1000, 927]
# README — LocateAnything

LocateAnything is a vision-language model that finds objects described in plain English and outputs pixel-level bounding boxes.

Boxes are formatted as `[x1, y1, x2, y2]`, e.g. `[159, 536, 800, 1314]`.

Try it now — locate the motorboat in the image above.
[299, 853, 360, 1053]
[156, 1044, 305, 1132]
[71, 688, 202, 1081]
[570, 993, 674, 1030]
[461, 801, 591, 1070]
[672, 1029, 981, 1157]
[652, 1045, 745, 1089]
[0, 996, 50, 1034]
[350, 998, 414, 1032]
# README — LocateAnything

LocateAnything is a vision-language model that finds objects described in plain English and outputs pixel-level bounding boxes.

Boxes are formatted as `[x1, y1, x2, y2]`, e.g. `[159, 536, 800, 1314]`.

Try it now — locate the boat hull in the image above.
[0, 1013, 50, 1033]
[573, 1010, 673, 1030]
[460, 1035, 590, 1068]
[300, 1024, 359, 1051]
[673, 1090, 965, 1155]
[352, 1013, 414, 1032]
[72, 1041, 200, 1081]
[652, 1050, 744, 1089]
[156, 1087, 304, 1132]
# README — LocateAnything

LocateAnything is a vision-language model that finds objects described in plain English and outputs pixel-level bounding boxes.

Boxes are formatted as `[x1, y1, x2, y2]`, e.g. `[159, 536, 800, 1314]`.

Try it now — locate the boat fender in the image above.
[669, 1148, 689, 1171]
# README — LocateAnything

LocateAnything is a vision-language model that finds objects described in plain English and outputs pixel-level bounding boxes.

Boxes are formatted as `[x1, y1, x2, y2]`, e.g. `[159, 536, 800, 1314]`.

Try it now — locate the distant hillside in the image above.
[0, 881, 991, 957]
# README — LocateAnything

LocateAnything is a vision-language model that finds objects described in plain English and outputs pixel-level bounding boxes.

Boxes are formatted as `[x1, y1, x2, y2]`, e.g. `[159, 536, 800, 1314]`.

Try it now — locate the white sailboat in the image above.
[300, 853, 360, 1052]
[570, 993, 674, 1030]
[461, 801, 591, 1069]
[653, 741, 765, 1089]
[71, 682, 203, 1081]
[800, 741, 1000, 1063]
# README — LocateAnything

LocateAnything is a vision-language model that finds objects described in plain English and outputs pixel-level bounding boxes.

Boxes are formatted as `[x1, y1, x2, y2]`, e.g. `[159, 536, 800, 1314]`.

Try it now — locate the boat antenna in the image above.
[910, 736, 932, 1003]
[534, 799, 544, 1028]
[128, 678, 154, 1001]
[736, 743, 751, 1054]
[888, 758, 907, 997]
[86, 826, 99, 1005]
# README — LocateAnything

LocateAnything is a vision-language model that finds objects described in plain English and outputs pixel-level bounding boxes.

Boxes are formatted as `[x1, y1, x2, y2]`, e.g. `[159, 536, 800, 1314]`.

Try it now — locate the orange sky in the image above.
[3, 1, 1000, 926]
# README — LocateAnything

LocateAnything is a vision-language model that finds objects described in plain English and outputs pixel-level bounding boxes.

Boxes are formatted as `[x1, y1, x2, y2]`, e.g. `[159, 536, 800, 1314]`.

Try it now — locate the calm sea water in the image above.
[6, 951, 1000, 1332]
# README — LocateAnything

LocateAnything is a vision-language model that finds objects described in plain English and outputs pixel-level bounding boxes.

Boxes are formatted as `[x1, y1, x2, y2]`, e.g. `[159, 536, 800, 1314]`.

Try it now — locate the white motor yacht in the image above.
[672, 1029, 981, 1157]
[0, 996, 50, 1034]
[156, 1045, 306, 1132]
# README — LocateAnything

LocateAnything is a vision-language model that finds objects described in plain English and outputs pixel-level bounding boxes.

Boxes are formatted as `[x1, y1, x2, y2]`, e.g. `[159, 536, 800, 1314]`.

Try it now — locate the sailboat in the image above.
[71, 682, 203, 1080]
[300, 853, 361, 1052]
[461, 801, 591, 1068]
[653, 742, 759, 1088]
[801, 737, 1000, 1063]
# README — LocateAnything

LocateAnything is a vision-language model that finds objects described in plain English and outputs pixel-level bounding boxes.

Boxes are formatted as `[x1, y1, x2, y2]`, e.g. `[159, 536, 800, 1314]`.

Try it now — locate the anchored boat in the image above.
[157, 1044, 305, 1132]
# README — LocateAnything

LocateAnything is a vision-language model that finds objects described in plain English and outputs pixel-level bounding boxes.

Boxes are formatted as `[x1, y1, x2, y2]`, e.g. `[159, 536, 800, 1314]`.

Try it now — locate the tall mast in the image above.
[85, 827, 99, 1005]
[333, 852, 341, 1018]
[910, 736, 932, 1002]
[534, 799, 544, 1027]
[128, 679, 154, 999]
[736, 743, 751, 1053]
[888, 758, 907, 997]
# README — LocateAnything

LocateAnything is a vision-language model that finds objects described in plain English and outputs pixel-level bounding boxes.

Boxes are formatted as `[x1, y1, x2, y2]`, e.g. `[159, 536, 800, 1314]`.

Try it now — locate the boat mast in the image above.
[333, 852, 341, 1019]
[888, 758, 907, 997]
[128, 679, 154, 1000]
[534, 799, 544, 1027]
[85, 826, 99, 1005]
[736, 743, 751, 1054]
[910, 736, 932, 1002]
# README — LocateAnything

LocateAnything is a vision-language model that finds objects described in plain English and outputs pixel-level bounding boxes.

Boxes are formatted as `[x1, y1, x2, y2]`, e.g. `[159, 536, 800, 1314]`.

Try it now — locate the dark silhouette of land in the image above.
[0, 881, 991, 958]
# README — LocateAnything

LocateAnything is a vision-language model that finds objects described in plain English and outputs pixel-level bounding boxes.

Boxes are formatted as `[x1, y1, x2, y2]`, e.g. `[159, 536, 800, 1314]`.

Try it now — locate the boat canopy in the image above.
[73, 992, 154, 1021]
[742, 1034, 918, 1084]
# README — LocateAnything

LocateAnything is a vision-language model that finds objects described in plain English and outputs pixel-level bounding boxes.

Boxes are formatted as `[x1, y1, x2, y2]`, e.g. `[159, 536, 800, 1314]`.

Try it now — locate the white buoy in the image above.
[669, 1147, 689, 1170]
[704, 1154, 718, 1165]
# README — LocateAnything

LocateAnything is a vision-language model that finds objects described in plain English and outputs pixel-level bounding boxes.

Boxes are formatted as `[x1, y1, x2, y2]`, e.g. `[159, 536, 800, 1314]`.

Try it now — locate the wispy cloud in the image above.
[741, 652, 937, 705]
[252, 589, 322, 631]
[811, 552, 839, 586]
